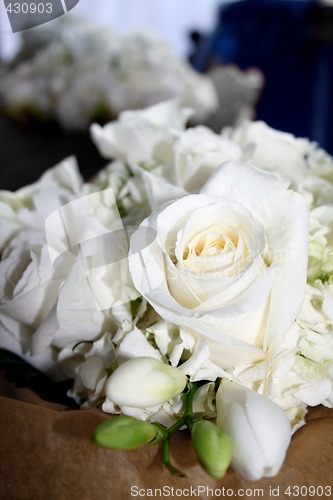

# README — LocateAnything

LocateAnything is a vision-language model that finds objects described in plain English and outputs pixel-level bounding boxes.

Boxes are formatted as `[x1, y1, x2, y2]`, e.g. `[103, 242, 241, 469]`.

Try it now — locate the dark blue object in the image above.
[192, 0, 333, 154]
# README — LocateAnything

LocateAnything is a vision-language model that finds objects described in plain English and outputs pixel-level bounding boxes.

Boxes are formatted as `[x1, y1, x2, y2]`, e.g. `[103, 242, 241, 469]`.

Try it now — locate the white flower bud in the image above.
[105, 357, 187, 408]
[216, 380, 291, 481]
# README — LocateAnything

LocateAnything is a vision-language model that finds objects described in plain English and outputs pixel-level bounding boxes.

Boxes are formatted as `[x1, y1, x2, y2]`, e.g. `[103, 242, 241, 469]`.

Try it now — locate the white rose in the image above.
[90, 99, 191, 165]
[32, 185, 141, 356]
[129, 162, 309, 369]
[0, 158, 83, 336]
[173, 126, 242, 191]
[90, 100, 192, 211]
[0, 229, 64, 379]
[226, 120, 311, 185]
[0, 159, 86, 377]
[0, 223, 115, 379]
[0, 160, 138, 377]
[227, 120, 333, 196]
[0, 157, 84, 251]
[0, 230, 61, 332]
[91, 101, 245, 203]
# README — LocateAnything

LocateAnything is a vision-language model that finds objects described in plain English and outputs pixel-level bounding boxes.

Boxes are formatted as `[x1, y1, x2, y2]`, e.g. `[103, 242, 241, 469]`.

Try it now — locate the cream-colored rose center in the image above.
[176, 221, 249, 277]
[163, 201, 270, 314]
[183, 229, 238, 260]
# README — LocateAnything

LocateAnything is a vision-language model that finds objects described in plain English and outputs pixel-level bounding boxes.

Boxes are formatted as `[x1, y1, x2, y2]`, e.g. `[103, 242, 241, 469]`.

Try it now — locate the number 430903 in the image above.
[5, 3, 53, 14]
[284, 485, 332, 497]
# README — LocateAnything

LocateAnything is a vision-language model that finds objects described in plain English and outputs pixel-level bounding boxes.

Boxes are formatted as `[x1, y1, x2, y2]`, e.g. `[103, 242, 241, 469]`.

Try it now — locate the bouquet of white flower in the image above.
[0, 18, 217, 131]
[1, 100, 333, 482]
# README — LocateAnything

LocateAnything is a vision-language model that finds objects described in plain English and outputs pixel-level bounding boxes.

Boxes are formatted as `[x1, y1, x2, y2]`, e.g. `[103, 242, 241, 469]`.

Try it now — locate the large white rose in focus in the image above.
[129, 163, 309, 368]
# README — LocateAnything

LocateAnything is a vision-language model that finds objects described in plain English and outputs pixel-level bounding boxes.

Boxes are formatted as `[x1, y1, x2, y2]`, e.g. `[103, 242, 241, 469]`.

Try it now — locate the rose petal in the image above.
[202, 162, 309, 347]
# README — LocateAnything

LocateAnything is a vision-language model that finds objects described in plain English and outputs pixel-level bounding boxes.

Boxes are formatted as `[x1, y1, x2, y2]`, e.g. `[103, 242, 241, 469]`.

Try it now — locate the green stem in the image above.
[161, 438, 185, 477]
[184, 381, 199, 431]
[159, 381, 201, 476]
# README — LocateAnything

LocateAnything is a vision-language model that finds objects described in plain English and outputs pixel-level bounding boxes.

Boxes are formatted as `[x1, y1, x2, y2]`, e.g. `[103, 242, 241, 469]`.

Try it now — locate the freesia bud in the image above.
[105, 357, 187, 407]
[93, 415, 158, 450]
[216, 380, 291, 481]
[191, 420, 232, 479]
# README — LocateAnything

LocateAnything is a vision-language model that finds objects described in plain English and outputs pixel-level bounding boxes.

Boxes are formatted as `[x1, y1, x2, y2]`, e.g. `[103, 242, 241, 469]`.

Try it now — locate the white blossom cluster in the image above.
[1, 100, 333, 480]
[0, 18, 217, 131]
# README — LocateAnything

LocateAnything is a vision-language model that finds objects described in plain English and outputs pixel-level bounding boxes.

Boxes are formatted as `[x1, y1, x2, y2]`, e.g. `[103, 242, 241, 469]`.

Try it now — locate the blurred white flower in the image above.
[1, 20, 218, 130]
[227, 120, 333, 207]
[173, 126, 242, 191]
[91, 100, 245, 196]
[0, 157, 84, 251]
[91, 99, 190, 167]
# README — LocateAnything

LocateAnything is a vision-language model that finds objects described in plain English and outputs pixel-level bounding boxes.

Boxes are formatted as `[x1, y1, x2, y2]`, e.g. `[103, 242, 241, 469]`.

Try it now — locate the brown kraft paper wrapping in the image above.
[0, 373, 332, 500]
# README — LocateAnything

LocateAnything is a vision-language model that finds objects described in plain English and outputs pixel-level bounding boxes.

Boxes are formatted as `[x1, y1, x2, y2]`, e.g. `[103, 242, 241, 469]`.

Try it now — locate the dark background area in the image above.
[191, 0, 333, 155]
[0, 114, 106, 190]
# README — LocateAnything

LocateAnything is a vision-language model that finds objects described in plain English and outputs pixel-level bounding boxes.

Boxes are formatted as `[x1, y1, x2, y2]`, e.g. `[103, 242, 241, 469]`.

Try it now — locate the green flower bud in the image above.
[93, 415, 158, 450]
[191, 420, 232, 479]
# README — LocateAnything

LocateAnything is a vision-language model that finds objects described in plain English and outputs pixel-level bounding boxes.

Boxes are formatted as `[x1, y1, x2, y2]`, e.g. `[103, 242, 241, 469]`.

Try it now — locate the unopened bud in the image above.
[93, 415, 158, 450]
[105, 357, 187, 408]
[216, 380, 291, 480]
[191, 419, 232, 479]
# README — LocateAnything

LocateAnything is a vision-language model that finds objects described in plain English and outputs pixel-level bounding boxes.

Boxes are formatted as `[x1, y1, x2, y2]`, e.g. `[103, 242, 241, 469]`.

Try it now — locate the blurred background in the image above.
[1, 0, 333, 190]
